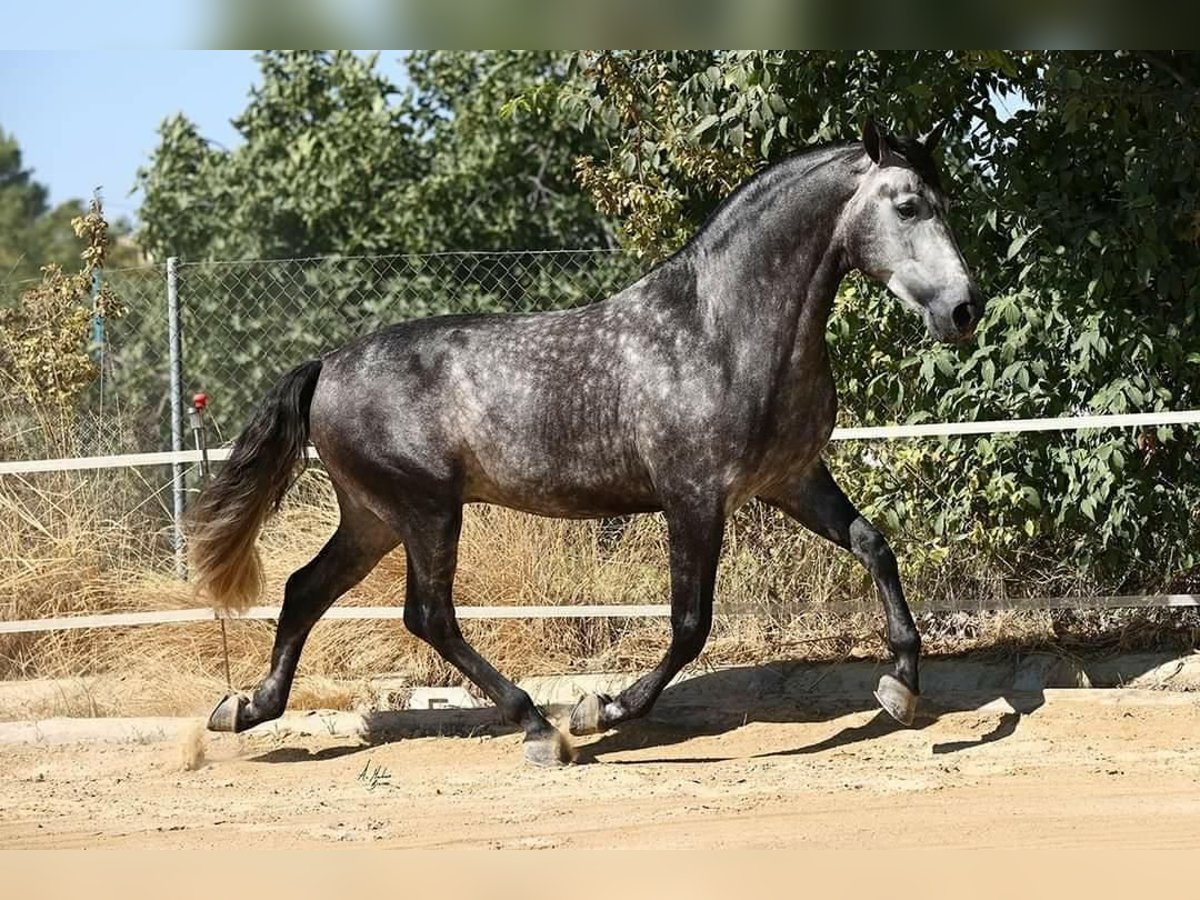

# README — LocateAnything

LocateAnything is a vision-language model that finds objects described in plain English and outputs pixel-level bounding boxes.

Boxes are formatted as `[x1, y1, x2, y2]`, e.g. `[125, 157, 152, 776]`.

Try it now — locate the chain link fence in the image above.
[174, 250, 641, 442]
[4, 250, 648, 457]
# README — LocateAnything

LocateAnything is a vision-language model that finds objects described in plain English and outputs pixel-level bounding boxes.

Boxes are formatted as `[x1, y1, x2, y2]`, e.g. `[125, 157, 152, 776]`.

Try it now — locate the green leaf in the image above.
[691, 114, 719, 139]
[1007, 232, 1031, 260]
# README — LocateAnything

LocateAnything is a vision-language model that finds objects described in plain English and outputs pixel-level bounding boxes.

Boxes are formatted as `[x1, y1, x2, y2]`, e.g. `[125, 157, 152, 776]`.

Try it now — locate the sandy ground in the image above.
[3, 687, 1200, 850]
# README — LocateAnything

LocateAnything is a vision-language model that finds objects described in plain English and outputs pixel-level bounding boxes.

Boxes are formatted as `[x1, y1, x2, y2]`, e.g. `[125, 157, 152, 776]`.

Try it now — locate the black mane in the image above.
[670, 140, 862, 264]
[672, 131, 942, 265]
[884, 133, 943, 192]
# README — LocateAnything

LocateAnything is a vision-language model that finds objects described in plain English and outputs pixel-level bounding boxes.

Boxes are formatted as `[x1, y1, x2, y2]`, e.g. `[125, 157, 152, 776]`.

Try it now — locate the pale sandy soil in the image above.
[3, 688, 1200, 849]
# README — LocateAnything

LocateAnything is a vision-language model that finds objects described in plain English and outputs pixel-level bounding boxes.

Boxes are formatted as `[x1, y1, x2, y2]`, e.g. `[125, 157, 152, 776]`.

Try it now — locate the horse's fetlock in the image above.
[889, 629, 921, 659]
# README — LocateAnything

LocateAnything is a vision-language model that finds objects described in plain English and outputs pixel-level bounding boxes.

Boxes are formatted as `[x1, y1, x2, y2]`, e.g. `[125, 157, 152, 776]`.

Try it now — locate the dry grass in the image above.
[1, 465, 1196, 720]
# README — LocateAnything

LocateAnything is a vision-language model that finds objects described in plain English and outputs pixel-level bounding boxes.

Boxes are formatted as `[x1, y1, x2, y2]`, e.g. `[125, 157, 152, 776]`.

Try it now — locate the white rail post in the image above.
[167, 256, 186, 580]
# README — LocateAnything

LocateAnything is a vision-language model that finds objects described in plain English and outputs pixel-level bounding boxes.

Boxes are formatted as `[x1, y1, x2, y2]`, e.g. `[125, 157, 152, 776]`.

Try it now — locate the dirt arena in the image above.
[3, 684, 1200, 849]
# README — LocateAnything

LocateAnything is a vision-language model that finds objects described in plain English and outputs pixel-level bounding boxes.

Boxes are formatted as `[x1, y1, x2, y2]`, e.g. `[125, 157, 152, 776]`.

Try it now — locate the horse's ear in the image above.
[922, 119, 948, 154]
[862, 118, 896, 165]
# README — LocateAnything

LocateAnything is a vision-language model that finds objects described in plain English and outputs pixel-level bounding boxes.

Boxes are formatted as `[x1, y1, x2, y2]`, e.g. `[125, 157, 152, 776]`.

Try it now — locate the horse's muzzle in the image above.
[930, 284, 985, 343]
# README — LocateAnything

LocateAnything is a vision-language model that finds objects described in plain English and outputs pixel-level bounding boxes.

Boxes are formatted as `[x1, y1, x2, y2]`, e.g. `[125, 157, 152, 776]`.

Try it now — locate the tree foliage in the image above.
[550, 50, 1200, 589]
[0, 198, 124, 445]
[136, 51, 614, 260]
[400, 51, 617, 251]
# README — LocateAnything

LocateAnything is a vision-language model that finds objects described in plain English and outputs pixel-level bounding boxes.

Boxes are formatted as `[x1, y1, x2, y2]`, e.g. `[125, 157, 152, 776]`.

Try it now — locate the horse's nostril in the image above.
[952, 301, 975, 332]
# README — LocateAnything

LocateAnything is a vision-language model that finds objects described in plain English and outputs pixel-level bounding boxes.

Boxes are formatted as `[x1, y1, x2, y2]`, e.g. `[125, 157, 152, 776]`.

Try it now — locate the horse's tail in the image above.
[186, 359, 323, 614]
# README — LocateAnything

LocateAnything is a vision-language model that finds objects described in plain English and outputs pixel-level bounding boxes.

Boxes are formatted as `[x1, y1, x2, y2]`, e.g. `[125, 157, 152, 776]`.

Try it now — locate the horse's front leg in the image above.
[760, 460, 921, 725]
[569, 500, 724, 736]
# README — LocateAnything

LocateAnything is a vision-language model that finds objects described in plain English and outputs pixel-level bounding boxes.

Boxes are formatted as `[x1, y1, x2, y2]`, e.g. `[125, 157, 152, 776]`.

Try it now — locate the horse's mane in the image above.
[638, 130, 940, 276]
[671, 141, 862, 262]
[883, 133, 942, 192]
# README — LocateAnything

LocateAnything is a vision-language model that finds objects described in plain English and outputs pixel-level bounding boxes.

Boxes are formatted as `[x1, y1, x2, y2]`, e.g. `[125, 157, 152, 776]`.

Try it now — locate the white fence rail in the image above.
[4, 410, 1199, 477]
[1, 594, 1198, 636]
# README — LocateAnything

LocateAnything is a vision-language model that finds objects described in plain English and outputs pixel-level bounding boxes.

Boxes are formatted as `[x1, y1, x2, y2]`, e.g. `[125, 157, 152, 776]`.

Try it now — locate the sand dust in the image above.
[177, 721, 207, 772]
[3, 688, 1200, 849]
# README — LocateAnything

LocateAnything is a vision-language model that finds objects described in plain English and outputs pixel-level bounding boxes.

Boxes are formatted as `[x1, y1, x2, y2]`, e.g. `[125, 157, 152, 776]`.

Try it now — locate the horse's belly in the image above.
[465, 487, 661, 519]
[459, 429, 660, 518]
[724, 413, 837, 506]
[463, 471, 661, 519]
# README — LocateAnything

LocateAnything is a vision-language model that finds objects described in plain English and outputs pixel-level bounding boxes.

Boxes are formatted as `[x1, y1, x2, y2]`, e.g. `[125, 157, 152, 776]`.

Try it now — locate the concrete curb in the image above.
[1, 651, 1196, 747]
[517, 650, 1200, 705]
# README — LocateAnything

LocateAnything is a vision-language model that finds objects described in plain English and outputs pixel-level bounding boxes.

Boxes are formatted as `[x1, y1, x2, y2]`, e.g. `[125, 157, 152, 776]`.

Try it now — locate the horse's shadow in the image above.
[250, 744, 369, 764]
[564, 659, 1044, 764]
[331, 656, 1061, 765]
[568, 645, 1197, 763]
[251, 649, 1186, 765]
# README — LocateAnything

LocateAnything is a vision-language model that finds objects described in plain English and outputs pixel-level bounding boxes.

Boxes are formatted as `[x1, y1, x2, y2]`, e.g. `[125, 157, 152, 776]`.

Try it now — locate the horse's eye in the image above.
[897, 201, 918, 220]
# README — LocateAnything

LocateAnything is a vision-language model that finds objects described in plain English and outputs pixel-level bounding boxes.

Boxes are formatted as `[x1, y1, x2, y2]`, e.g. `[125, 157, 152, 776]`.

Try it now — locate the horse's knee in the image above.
[848, 518, 897, 577]
[404, 603, 456, 645]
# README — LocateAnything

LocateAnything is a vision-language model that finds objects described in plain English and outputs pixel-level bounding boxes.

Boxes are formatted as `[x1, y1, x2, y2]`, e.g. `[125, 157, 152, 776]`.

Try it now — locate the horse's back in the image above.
[308, 304, 664, 516]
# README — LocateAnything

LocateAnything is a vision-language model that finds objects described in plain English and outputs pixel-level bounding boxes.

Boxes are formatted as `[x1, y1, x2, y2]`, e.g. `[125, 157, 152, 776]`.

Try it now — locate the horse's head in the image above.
[841, 119, 985, 343]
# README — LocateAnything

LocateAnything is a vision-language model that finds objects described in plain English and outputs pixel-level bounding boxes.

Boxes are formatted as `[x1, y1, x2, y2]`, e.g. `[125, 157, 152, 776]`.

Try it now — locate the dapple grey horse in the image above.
[190, 120, 985, 765]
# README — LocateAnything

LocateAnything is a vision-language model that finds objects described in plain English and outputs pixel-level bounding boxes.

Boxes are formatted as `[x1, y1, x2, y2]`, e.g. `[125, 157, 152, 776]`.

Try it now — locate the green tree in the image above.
[400, 51, 617, 252]
[551, 50, 1199, 591]
[137, 52, 423, 261]
[0, 129, 89, 285]
[136, 51, 615, 260]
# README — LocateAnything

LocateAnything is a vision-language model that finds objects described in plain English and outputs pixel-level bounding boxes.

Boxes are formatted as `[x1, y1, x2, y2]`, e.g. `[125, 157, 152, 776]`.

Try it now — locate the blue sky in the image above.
[0, 52, 260, 221]
[0, 50, 409, 223]
[1, 1, 210, 51]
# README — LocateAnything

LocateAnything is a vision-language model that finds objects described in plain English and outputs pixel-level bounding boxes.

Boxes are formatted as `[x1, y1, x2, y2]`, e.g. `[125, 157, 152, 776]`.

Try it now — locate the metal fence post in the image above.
[167, 256, 186, 580]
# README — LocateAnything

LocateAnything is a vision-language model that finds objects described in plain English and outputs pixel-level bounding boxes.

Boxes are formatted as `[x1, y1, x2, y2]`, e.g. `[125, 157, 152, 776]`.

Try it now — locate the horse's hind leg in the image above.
[399, 502, 573, 767]
[208, 492, 398, 733]
[569, 501, 724, 736]
[760, 460, 921, 725]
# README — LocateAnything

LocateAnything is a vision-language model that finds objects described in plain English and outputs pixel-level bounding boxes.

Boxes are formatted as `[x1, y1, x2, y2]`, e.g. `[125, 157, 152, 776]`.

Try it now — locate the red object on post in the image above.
[193, 392, 208, 411]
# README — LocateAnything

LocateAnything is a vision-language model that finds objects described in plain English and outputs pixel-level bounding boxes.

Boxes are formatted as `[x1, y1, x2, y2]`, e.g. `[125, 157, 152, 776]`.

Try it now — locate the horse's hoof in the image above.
[874, 674, 918, 726]
[568, 693, 609, 736]
[207, 692, 249, 733]
[523, 729, 575, 768]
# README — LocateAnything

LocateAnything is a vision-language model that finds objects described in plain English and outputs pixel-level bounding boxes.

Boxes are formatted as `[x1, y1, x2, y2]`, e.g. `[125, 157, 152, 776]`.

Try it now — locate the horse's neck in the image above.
[689, 172, 851, 381]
